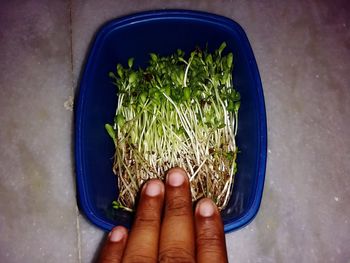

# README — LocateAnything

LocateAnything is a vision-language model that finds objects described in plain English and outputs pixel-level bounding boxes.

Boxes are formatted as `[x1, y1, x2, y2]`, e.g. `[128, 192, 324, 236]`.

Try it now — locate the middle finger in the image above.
[159, 167, 195, 262]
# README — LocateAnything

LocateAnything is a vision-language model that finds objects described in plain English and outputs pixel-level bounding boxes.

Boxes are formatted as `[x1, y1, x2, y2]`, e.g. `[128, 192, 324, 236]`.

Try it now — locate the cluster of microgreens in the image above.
[106, 42, 240, 212]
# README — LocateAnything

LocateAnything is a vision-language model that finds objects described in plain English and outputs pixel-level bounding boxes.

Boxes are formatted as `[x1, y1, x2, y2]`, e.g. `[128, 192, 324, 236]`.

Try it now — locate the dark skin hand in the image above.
[98, 167, 228, 263]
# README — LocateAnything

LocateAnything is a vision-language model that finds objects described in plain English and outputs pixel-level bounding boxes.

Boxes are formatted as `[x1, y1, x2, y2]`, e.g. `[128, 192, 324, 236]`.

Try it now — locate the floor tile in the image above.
[0, 1, 78, 262]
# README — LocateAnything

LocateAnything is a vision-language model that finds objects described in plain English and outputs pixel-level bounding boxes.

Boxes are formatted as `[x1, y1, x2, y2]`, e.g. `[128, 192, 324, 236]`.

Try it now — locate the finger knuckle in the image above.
[159, 247, 195, 263]
[99, 255, 121, 263]
[124, 254, 157, 263]
[166, 195, 191, 216]
[196, 226, 223, 248]
[134, 208, 160, 228]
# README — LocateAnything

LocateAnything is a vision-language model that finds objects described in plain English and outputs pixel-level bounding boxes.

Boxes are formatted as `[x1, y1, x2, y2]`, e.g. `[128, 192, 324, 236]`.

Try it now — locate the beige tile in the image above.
[0, 1, 78, 262]
[78, 216, 105, 263]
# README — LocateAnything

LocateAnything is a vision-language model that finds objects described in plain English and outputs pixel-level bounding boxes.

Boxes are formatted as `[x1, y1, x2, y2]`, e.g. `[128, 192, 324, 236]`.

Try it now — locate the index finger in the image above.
[122, 179, 165, 263]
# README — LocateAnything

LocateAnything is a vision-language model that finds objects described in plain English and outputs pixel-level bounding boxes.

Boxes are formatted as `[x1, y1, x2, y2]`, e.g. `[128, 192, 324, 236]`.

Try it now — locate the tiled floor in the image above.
[1, 1, 350, 262]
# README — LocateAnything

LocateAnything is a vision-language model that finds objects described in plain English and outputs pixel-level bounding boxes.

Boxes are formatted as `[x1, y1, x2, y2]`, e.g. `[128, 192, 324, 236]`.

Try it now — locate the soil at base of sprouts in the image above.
[106, 42, 240, 212]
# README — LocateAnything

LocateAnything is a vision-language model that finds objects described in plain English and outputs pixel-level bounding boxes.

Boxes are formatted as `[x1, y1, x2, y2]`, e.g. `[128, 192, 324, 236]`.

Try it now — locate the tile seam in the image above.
[68, 0, 82, 262]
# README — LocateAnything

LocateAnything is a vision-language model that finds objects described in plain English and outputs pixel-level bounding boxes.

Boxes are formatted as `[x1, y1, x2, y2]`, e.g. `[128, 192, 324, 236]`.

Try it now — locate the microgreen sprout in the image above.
[107, 43, 240, 211]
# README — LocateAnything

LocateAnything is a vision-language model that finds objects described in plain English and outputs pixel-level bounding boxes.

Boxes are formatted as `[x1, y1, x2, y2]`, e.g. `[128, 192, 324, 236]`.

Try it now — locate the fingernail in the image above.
[198, 199, 215, 217]
[145, 180, 162, 197]
[109, 227, 125, 242]
[167, 170, 185, 187]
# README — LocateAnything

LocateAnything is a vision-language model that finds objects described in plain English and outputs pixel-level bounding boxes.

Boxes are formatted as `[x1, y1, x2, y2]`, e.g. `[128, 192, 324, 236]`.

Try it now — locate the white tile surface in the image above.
[1, 0, 349, 262]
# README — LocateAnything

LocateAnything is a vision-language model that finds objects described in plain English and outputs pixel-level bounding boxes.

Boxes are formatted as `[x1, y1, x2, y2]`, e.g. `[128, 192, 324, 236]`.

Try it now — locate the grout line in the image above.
[68, 0, 82, 262]
[76, 205, 82, 263]
[69, 0, 74, 84]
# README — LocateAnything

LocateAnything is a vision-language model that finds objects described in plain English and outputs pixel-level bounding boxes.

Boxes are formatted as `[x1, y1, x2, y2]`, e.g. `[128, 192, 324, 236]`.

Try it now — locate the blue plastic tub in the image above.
[75, 10, 267, 233]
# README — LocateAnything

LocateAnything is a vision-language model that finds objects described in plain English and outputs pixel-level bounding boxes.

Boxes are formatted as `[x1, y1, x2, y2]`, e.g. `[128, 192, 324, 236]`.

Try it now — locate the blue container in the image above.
[75, 10, 267, 233]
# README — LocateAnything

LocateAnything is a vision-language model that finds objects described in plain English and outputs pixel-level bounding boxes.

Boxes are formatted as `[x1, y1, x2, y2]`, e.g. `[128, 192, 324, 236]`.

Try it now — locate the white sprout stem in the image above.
[183, 55, 193, 87]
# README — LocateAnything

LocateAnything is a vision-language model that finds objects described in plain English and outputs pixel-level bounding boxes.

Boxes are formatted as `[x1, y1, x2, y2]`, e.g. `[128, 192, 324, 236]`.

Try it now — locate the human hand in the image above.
[98, 167, 228, 263]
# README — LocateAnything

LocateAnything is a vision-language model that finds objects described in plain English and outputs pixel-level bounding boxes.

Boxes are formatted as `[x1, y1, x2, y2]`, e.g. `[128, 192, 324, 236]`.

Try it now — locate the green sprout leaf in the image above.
[128, 72, 137, 84]
[227, 52, 233, 69]
[112, 201, 133, 212]
[183, 87, 191, 101]
[218, 42, 227, 55]
[128, 57, 134, 68]
[105, 124, 115, 140]
[150, 53, 158, 62]
[117, 64, 124, 78]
